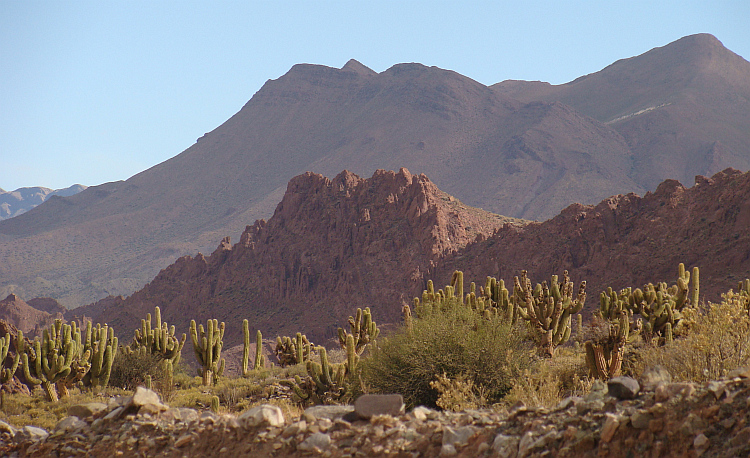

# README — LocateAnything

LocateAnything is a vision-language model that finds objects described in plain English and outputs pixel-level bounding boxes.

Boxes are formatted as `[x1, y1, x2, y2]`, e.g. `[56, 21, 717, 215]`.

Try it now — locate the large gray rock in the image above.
[55, 416, 87, 432]
[239, 404, 285, 428]
[354, 394, 404, 419]
[442, 425, 478, 447]
[19, 426, 48, 442]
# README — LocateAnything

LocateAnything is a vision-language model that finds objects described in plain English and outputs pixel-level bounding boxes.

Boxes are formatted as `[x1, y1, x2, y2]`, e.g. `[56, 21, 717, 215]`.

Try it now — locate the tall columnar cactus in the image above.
[241, 320, 265, 376]
[190, 319, 225, 386]
[514, 270, 586, 357]
[129, 306, 186, 365]
[337, 307, 379, 356]
[275, 333, 315, 367]
[584, 312, 642, 380]
[0, 331, 21, 384]
[737, 278, 750, 313]
[451, 271, 464, 305]
[21, 320, 82, 402]
[84, 323, 117, 390]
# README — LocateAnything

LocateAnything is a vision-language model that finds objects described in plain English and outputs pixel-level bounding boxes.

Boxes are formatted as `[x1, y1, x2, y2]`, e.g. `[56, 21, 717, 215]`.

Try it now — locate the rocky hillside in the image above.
[438, 167, 750, 317]
[72, 168, 519, 345]
[0, 184, 86, 220]
[2, 34, 748, 308]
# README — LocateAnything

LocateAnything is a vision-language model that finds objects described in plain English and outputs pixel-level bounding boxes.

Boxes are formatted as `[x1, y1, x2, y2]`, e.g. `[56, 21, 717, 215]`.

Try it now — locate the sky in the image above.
[1, 1, 748, 191]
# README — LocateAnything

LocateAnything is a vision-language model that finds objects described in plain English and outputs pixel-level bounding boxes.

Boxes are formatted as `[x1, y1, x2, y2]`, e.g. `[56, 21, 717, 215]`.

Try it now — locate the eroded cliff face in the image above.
[438, 168, 750, 317]
[75, 169, 518, 345]
[0, 294, 62, 337]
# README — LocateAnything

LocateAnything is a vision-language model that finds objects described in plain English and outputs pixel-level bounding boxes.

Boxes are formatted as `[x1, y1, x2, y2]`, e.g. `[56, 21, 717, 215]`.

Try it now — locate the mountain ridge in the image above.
[1, 33, 749, 308]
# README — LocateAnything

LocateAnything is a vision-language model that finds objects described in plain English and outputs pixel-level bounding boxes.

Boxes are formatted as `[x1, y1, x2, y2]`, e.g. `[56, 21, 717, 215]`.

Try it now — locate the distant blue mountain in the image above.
[0, 184, 87, 220]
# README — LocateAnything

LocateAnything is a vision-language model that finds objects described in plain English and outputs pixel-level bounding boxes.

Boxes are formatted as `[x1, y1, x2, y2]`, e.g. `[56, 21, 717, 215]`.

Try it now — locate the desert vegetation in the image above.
[2, 263, 750, 432]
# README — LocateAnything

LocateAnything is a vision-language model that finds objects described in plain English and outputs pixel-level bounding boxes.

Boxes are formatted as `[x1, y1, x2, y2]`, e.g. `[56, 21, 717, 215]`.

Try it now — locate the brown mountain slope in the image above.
[493, 33, 750, 190]
[0, 60, 641, 308]
[71, 169, 520, 345]
[437, 168, 750, 317]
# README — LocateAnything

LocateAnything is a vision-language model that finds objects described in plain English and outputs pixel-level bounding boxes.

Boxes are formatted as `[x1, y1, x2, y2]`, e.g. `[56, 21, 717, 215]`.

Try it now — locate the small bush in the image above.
[109, 350, 168, 391]
[631, 291, 750, 382]
[359, 304, 532, 409]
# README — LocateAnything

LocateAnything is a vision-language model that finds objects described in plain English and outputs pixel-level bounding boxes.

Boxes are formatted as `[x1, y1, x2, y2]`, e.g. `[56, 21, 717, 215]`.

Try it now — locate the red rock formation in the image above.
[75, 169, 517, 346]
[0, 294, 61, 337]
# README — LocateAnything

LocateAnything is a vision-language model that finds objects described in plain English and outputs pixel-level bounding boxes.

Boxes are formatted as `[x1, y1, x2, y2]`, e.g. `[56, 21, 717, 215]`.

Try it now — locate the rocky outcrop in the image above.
[26, 298, 67, 316]
[439, 168, 750, 317]
[74, 169, 519, 346]
[0, 294, 61, 337]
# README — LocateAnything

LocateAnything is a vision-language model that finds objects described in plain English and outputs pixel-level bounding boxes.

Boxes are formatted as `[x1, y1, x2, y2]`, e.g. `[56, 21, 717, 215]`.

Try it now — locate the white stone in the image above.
[239, 404, 285, 428]
[493, 434, 519, 458]
[55, 416, 86, 432]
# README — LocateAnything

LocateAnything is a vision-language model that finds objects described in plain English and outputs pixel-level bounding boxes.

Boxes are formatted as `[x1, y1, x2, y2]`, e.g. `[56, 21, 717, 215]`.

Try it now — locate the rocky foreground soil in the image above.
[2, 368, 750, 457]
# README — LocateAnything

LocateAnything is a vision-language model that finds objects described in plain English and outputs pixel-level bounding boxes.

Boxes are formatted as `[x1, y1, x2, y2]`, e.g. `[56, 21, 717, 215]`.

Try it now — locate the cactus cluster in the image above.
[20, 320, 94, 402]
[289, 334, 359, 405]
[411, 270, 585, 358]
[598, 263, 699, 345]
[584, 312, 642, 379]
[513, 270, 586, 357]
[275, 332, 315, 367]
[337, 307, 379, 356]
[126, 306, 185, 365]
[190, 319, 225, 386]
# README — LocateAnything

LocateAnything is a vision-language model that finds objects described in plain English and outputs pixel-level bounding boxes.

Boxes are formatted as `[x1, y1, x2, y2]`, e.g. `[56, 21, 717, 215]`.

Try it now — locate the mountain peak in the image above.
[341, 59, 376, 76]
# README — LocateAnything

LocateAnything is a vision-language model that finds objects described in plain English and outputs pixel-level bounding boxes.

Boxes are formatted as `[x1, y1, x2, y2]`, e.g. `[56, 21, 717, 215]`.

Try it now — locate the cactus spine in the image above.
[190, 319, 225, 386]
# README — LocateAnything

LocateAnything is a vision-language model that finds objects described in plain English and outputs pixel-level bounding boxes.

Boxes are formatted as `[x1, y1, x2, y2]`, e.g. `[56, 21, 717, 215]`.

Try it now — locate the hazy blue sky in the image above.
[2, 1, 748, 191]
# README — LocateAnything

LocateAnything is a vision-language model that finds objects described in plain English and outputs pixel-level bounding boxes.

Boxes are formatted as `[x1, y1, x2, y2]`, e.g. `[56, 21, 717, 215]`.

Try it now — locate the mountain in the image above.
[493, 34, 750, 191]
[0, 184, 87, 220]
[70, 168, 520, 344]
[1, 34, 749, 308]
[71, 168, 750, 350]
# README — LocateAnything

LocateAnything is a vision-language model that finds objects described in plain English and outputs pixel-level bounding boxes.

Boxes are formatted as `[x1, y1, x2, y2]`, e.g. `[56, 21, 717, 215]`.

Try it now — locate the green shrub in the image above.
[108, 349, 167, 391]
[359, 304, 532, 409]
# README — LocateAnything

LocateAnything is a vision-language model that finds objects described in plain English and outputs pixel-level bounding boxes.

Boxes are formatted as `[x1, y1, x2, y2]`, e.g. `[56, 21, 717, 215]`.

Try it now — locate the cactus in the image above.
[606, 264, 699, 344]
[0, 331, 21, 384]
[737, 278, 750, 313]
[242, 321, 265, 376]
[128, 306, 186, 365]
[402, 303, 413, 330]
[20, 320, 82, 402]
[210, 395, 220, 413]
[190, 319, 225, 386]
[584, 312, 642, 380]
[337, 307, 379, 356]
[514, 270, 586, 357]
[275, 333, 314, 367]
[145, 374, 152, 390]
[83, 322, 117, 390]
[289, 336, 357, 405]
